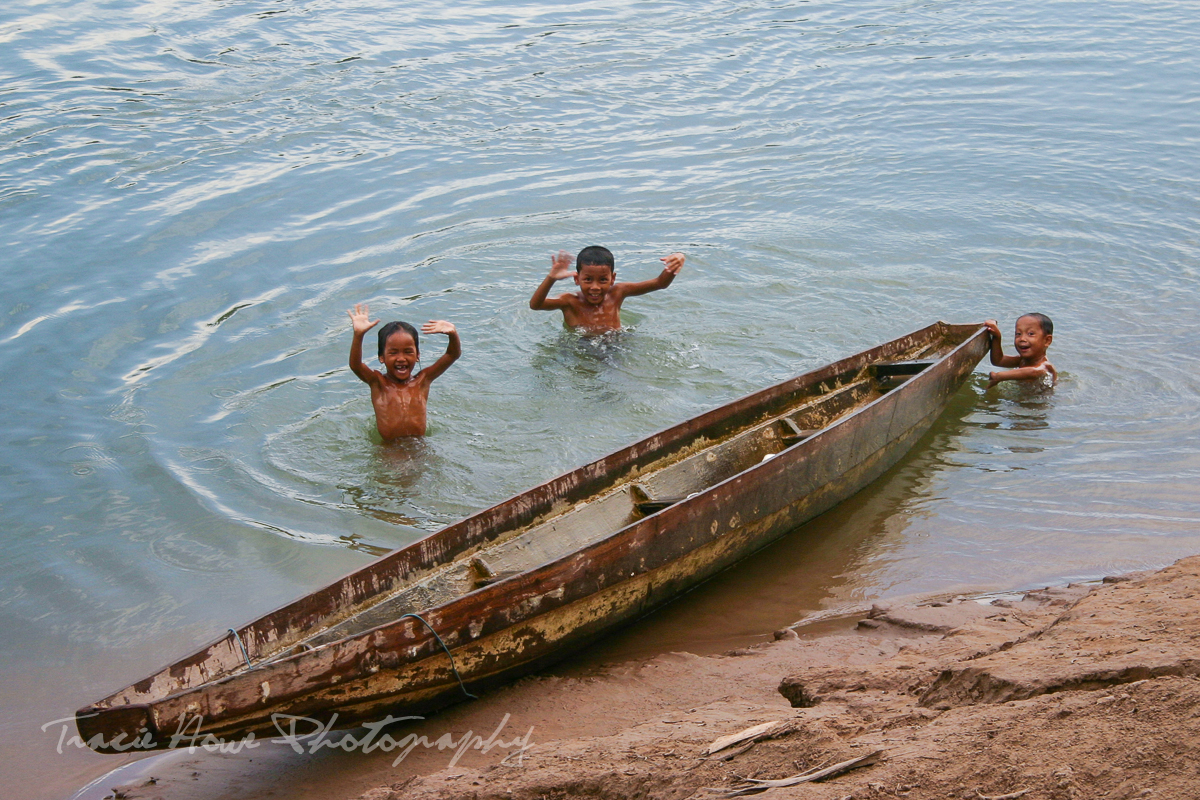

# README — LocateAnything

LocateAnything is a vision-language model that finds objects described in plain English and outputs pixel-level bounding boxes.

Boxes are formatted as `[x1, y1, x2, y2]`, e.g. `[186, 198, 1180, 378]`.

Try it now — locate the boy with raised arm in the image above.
[984, 313, 1056, 389]
[529, 245, 685, 334]
[347, 303, 461, 438]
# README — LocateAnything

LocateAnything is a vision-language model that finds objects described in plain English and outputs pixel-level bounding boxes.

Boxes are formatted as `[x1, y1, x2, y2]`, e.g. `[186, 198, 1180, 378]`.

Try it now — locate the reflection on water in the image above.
[529, 328, 683, 412]
[331, 533, 395, 559]
[530, 330, 625, 403]
[970, 374, 1056, 463]
[371, 436, 437, 477]
[353, 438, 446, 530]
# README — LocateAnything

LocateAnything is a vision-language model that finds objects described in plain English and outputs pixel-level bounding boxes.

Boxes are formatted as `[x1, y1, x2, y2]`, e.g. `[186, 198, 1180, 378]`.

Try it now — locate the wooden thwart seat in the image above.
[631, 483, 685, 516]
[779, 417, 820, 447]
[872, 359, 937, 378]
[471, 556, 520, 588]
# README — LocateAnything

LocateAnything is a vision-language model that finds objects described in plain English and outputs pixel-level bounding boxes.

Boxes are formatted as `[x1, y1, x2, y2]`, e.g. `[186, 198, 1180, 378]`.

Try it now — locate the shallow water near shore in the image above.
[2, 0, 1199, 797]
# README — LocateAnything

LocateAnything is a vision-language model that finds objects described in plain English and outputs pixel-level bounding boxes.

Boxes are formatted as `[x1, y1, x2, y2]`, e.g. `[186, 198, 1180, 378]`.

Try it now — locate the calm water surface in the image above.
[2, 0, 1198, 796]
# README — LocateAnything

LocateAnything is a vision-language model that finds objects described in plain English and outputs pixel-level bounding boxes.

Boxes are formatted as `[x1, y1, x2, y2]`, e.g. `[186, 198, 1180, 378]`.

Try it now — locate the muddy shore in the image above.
[98, 556, 1200, 800]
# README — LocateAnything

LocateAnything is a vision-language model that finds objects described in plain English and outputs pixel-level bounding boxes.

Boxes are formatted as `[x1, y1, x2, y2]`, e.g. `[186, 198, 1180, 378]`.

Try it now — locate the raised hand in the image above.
[548, 250, 576, 281]
[422, 320, 456, 336]
[660, 252, 685, 275]
[348, 303, 379, 335]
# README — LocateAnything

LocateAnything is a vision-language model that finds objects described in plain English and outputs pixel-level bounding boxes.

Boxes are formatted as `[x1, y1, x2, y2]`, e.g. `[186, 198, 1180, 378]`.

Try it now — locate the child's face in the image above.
[1014, 316, 1052, 361]
[380, 330, 419, 382]
[574, 263, 615, 305]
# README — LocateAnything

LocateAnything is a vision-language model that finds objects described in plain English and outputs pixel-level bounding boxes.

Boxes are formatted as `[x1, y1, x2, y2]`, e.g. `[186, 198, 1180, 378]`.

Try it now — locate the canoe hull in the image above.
[77, 322, 988, 751]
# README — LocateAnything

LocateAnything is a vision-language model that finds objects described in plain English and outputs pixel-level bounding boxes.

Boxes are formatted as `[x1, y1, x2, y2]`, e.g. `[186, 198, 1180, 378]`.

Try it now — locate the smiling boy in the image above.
[347, 303, 461, 438]
[528, 245, 684, 334]
[984, 313, 1056, 389]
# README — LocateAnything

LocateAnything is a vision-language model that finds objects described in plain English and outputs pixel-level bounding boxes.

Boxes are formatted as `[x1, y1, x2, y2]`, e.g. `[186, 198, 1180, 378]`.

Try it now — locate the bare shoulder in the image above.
[413, 369, 440, 392]
[608, 281, 636, 299]
[353, 363, 386, 386]
[556, 291, 588, 314]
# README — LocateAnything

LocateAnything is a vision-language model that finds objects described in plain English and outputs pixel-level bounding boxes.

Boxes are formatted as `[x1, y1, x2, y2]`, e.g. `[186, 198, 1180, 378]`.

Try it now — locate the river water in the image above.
[2, 0, 1198, 796]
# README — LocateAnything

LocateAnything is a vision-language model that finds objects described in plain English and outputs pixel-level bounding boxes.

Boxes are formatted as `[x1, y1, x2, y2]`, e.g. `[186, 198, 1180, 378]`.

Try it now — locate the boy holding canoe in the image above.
[984, 314, 1056, 388]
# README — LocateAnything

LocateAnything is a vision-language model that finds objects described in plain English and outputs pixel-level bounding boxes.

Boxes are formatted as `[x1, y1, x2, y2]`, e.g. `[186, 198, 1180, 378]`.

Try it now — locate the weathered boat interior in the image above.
[277, 347, 950, 659]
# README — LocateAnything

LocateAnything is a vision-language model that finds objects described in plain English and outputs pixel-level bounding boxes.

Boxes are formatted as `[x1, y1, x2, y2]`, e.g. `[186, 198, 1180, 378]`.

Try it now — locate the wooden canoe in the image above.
[77, 321, 989, 752]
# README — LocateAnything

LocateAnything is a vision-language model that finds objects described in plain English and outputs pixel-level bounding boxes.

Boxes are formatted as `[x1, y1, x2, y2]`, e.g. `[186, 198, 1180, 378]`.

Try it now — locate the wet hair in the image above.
[1019, 313, 1054, 336]
[377, 321, 419, 358]
[576, 245, 615, 274]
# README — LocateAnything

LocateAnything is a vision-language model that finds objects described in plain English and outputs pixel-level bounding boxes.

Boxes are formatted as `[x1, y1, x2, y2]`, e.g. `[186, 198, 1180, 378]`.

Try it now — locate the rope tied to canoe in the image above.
[399, 613, 478, 700]
[227, 628, 253, 668]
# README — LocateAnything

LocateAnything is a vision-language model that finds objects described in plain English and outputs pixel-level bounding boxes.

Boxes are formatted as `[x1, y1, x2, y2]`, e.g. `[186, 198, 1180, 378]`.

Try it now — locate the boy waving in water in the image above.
[529, 245, 684, 334]
[347, 304, 461, 438]
[984, 313, 1056, 389]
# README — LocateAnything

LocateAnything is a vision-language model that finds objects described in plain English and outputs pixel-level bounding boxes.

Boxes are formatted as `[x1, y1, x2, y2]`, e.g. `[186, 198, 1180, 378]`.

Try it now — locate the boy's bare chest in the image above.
[567, 296, 621, 326]
[370, 378, 430, 437]
[373, 378, 430, 408]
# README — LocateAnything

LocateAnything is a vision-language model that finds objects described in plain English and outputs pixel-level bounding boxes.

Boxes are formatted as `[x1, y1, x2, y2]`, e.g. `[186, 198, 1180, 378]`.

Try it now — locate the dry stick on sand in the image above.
[706, 749, 884, 797]
[705, 720, 797, 756]
[974, 790, 1030, 800]
[713, 742, 757, 762]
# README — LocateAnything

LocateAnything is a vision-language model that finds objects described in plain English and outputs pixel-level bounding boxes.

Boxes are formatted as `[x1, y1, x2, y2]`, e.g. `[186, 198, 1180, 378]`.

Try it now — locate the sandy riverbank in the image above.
[98, 557, 1200, 800]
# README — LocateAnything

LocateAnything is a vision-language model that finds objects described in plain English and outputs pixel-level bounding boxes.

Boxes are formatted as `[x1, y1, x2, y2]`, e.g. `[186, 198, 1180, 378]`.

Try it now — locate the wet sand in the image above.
[88, 555, 1200, 800]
